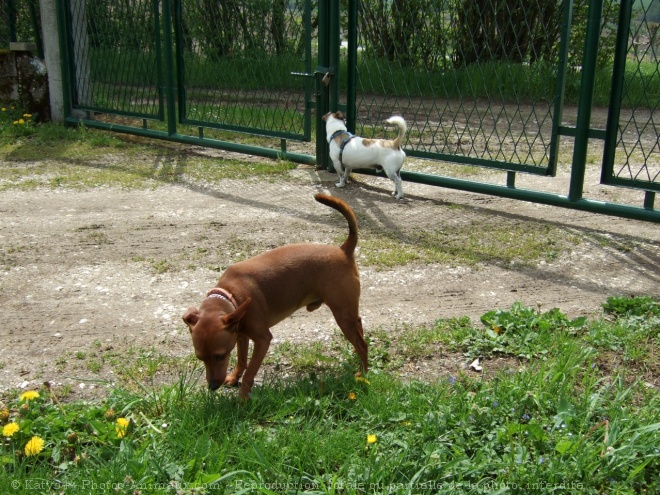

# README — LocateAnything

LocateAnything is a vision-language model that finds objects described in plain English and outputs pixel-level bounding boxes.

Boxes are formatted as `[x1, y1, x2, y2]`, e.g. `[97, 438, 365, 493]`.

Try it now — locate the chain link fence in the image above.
[53, 0, 659, 219]
[0, 0, 42, 55]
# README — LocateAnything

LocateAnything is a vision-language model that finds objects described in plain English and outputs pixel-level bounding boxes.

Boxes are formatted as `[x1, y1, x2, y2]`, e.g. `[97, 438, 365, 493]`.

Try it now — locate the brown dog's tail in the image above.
[386, 116, 407, 149]
[314, 193, 358, 255]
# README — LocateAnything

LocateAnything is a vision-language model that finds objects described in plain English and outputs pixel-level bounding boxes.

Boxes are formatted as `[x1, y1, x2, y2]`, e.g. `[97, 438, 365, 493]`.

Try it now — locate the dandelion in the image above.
[18, 119, 25, 125]
[367, 434, 377, 444]
[0, 408, 9, 422]
[3, 422, 19, 437]
[116, 418, 130, 438]
[24, 436, 45, 456]
[1, 107, 6, 111]
[348, 392, 357, 400]
[20, 390, 40, 401]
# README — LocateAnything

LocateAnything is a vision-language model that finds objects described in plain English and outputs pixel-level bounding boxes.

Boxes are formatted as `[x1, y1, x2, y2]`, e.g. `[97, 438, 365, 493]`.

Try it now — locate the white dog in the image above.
[322, 111, 407, 199]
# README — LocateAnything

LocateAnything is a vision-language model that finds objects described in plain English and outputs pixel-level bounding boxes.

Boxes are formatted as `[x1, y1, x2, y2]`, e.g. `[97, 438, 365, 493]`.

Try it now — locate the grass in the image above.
[1, 119, 583, 272]
[1, 296, 658, 494]
[358, 218, 578, 269]
[1, 109, 658, 492]
[82, 47, 658, 108]
[0, 120, 296, 191]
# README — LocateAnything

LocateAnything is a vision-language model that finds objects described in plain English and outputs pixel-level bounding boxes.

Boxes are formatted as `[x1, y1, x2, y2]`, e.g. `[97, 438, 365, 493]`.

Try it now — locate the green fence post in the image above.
[7, 0, 17, 42]
[346, 0, 358, 133]
[315, 0, 330, 170]
[548, 0, 574, 177]
[601, 0, 632, 183]
[328, 0, 340, 114]
[568, 0, 603, 202]
[28, 0, 44, 58]
[161, 0, 176, 136]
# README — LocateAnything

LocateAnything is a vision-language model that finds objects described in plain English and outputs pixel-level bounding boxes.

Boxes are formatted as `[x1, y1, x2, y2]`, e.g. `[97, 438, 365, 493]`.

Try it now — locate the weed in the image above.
[445, 302, 589, 360]
[1, 297, 659, 493]
[0, 105, 38, 139]
[86, 359, 103, 374]
[602, 295, 660, 318]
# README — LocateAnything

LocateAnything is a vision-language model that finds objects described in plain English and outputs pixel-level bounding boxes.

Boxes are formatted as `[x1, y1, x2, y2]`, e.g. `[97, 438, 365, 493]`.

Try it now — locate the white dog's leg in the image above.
[343, 167, 352, 185]
[385, 170, 404, 199]
[330, 159, 347, 188]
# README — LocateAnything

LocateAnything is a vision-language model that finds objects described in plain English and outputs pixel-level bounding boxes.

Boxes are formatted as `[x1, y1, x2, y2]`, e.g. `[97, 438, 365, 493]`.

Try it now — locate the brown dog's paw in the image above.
[223, 377, 240, 387]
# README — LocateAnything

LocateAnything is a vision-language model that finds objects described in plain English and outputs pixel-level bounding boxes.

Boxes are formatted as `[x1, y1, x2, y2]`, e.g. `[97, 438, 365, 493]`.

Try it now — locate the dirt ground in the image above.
[1, 157, 658, 398]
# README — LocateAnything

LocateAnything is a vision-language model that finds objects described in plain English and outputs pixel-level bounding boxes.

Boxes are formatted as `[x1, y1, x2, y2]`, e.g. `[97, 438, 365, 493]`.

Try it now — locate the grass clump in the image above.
[360, 221, 575, 269]
[2, 296, 658, 494]
[0, 116, 297, 191]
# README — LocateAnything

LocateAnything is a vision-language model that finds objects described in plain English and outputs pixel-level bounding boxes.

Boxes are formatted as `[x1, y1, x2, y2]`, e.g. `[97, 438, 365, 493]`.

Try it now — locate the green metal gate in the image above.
[56, 0, 659, 222]
[58, 0, 316, 164]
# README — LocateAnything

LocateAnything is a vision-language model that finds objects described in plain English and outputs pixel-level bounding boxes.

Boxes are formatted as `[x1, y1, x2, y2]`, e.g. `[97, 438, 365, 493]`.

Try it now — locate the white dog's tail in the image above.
[386, 116, 407, 149]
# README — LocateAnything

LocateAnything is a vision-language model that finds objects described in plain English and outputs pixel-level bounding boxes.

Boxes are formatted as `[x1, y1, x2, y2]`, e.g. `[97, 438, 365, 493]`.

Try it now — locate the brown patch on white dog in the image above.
[323, 112, 407, 199]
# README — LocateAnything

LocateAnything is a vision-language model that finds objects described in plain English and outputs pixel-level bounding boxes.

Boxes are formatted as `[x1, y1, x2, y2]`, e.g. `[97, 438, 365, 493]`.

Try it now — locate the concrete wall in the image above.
[39, 0, 64, 122]
[0, 47, 51, 121]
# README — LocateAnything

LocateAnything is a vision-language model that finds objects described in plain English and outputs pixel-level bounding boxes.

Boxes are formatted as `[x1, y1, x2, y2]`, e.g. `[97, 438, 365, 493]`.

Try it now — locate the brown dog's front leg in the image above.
[239, 331, 272, 399]
[225, 332, 248, 387]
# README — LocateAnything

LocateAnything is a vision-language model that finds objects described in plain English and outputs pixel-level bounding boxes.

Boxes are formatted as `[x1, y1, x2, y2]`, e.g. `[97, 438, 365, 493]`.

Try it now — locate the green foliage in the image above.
[0, 0, 40, 48]
[0, 104, 38, 139]
[3, 311, 659, 494]
[443, 302, 588, 359]
[588, 296, 660, 359]
[602, 295, 660, 318]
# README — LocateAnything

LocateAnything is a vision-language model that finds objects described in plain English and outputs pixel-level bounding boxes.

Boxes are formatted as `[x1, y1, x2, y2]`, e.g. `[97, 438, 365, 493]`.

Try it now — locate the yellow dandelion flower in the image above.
[348, 392, 357, 400]
[367, 434, 377, 444]
[116, 418, 130, 438]
[0, 408, 9, 422]
[13, 120, 18, 125]
[25, 436, 45, 456]
[18, 119, 25, 125]
[23, 113, 32, 118]
[1, 107, 6, 111]
[20, 390, 40, 401]
[355, 376, 370, 385]
[3, 422, 20, 437]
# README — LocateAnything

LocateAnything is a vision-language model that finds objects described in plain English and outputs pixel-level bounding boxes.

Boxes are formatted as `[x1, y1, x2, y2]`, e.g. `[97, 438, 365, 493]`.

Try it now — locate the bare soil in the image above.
[1, 158, 658, 398]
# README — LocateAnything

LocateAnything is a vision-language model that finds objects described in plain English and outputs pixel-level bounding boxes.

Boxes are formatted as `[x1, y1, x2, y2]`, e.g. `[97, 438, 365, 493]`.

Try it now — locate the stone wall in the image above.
[0, 46, 51, 122]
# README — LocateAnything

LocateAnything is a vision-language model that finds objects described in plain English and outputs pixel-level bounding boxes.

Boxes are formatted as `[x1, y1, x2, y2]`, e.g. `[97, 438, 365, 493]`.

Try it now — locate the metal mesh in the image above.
[613, 0, 660, 185]
[0, 0, 41, 51]
[353, 0, 564, 173]
[66, 0, 162, 117]
[59, 0, 658, 204]
[177, 0, 311, 139]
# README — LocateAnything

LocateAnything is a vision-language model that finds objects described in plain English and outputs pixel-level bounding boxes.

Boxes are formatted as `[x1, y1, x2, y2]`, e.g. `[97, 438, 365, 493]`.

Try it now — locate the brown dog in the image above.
[182, 193, 368, 399]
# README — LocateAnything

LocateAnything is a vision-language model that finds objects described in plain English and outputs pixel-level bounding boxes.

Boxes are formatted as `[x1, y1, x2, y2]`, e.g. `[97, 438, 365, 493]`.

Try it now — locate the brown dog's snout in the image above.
[208, 379, 221, 391]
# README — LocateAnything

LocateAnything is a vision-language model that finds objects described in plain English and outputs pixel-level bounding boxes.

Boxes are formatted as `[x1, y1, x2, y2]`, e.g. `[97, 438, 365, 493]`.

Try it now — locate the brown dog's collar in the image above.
[206, 288, 238, 309]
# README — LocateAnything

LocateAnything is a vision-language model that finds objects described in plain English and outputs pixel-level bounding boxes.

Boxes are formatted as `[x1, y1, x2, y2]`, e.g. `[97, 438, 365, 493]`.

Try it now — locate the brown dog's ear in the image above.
[182, 307, 200, 331]
[221, 298, 252, 330]
[335, 110, 346, 121]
